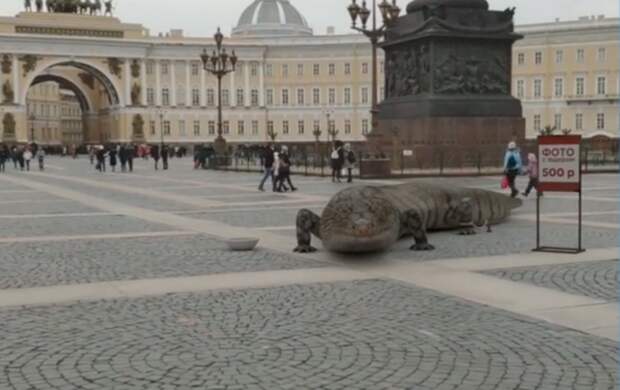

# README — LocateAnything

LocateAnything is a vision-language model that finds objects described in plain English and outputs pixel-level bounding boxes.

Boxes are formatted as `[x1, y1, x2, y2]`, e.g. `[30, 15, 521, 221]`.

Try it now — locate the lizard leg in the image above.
[294, 209, 321, 253]
[403, 210, 434, 251]
[452, 197, 477, 236]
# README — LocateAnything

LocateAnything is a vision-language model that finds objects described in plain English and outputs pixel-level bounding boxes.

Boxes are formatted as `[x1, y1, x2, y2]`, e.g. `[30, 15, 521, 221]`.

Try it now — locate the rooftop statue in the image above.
[26, 0, 112, 15]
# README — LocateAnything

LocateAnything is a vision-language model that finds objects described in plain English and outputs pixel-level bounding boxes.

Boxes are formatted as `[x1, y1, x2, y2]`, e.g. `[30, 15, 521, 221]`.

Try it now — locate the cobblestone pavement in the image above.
[482, 260, 619, 302]
[0, 158, 617, 390]
[0, 280, 617, 390]
[0, 235, 327, 290]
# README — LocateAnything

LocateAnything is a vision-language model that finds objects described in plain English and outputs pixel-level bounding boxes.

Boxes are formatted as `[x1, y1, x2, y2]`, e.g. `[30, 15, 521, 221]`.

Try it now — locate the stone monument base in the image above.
[369, 116, 525, 169]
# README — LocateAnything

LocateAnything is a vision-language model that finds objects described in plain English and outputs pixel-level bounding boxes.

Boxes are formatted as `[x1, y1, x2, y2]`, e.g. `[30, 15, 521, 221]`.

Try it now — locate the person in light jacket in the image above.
[523, 153, 543, 197]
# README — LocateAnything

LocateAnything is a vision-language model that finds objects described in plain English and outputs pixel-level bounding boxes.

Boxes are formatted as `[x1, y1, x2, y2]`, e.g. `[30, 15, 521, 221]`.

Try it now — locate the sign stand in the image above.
[533, 135, 585, 254]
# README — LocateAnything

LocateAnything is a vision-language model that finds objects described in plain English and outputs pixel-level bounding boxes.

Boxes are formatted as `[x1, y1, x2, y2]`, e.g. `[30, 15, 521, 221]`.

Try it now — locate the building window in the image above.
[575, 77, 585, 96]
[208, 121, 215, 135]
[222, 89, 230, 106]
[162, 89, 170, 106]
[150, 120, 156, 135]
[328, 120, 335, 133]
[344, 63, 351, 75]
[223, 121, 229, 135]
[146, 61, 154, 75]
[597, 48, 606, 62]
[516, 80, 524, 99]
[576, 49, 585, 63]
[297, 88, 305, 105]
[329, 63, 335, 75]
[362, 119, 369, 135]
[267, 120, 274, 135]
[207, 89, 215, 106]
[597, 113, 605, 129]
[161, 62, 169, 75]
[147, 88, 154, 105]
[554, 114, 562, 130]
[554, 78, 563, 98]
[251, 89, 259, 106]
[533, 79, 542, 98]
[238, 120, 245, 135]
[313, 64, 320, 76]
[361, 87, 369, 104]
[265, 64, 273, 77]
[236, 88, 244, 106]
[191, 63, 199, 76]
[575, 113, 583, 130]
[534, 52, 542, 65]
[251, 63, 258, 76]
[533, 114, 541, 131]
[251, 120, 259, 135]
[163, 120, 171, 136]
[192, 89, 200, 106]
[297, 64, 304, 76]
[281, 89, 289, 105]
[555, 50, 563, 64]
[313, 88, 320, 105]
[193, 121, 200, 136]
[178, 120, 186, 136]
[282, 121, 289, 135]
[362, 63, 369, 74]
[329, 88, 336, 105]
[266, 89, 274, 106]
[344, 119, 351, 135]
[517, 53, 525, 65]
[344, 87, 351, 105]
[597, 76, 606, 95]
[298, 120, 305, 135]
[313, 120, 320, 134]
[282, 64, 288, 78]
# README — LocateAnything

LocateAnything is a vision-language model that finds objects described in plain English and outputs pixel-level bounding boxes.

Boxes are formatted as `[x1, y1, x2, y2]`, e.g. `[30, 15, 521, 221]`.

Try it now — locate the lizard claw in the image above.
[459, 227, 477, 236]
[294, 245, 317, 253]
[410, 243, 435, 251]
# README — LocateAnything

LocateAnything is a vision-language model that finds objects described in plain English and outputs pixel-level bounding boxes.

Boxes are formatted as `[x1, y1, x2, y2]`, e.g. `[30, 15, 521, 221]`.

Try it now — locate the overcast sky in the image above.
[2, 0, 618, 37]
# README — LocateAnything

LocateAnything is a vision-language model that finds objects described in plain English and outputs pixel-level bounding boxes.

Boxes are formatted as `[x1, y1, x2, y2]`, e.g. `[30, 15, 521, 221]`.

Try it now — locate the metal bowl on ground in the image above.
[225, 238, 260, 251]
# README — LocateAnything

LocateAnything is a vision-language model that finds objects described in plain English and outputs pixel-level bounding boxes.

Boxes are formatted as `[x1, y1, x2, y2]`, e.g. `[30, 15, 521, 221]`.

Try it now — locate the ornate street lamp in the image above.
[201, 27, 238, 156]
[347, 0, 400, 132]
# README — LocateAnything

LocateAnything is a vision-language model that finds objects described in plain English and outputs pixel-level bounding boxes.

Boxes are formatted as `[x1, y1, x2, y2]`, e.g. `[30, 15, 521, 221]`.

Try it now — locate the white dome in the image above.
[233, 0, 313, 38]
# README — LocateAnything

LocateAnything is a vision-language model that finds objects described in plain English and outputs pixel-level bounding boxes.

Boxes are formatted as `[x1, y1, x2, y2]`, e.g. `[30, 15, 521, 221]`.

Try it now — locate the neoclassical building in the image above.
[0, 0, 617, 148]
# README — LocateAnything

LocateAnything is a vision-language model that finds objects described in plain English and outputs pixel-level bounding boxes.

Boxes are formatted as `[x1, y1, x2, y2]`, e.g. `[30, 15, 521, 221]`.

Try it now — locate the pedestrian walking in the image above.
[343, 143, 356, 183]
[95, 146, 106, 172]
[258, 144, 276, 192]
[10, 146, 17, 169]
[109, 146, 118, 172]
[119, 144, 127, 172]
[0, 144, 8, 173]
[151, 144, 160, 170]
[503, 141, 523, 198]
[23, 147, 33, 171]
[16, 147, 24, 171]
[127, 144, 135, 172]
[331, 142, 344, 183]
[522, 153, 543, 197]
[276, 146, 297, 192]
[161, 145, 169, 170]
[36, 147, 45, 171]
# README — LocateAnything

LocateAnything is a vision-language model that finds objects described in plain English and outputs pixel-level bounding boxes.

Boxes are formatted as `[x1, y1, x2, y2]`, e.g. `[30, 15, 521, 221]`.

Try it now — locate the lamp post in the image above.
[322, 107, 335, 144]
[201, 27, 238, 156]
[156, 107, 166, 149]
[28, 113, 36, 143]
[347, 0, 400, 132]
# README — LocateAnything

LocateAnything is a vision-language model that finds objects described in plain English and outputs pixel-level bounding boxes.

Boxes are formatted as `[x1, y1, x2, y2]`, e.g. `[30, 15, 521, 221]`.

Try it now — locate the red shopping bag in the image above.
[500, 176, 509, 189]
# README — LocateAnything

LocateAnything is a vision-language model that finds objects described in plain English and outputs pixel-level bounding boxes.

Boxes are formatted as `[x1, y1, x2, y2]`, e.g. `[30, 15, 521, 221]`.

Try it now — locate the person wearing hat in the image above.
[503, 141, 523, 198]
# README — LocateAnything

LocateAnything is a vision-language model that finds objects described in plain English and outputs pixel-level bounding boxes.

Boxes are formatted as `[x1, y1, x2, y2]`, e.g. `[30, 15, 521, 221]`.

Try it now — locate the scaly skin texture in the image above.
[294, 183, 522, 254]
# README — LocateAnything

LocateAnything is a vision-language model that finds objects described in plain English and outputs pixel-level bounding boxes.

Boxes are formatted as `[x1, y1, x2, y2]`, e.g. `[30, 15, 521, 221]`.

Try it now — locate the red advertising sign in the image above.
[538, 135, 582, 192]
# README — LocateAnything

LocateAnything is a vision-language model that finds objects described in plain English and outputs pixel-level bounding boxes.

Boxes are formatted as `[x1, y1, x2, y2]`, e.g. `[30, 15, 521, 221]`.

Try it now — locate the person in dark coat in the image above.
[126, 144, 135, 172]
[109, 146, 118, 172]
[151, 144, 160, 170]
[276, 146, 297, 192]
[161, 145, 169, 170]
[258, 144, 275, 192]
[95, 146, 106, 172]
[331, 141, 344, 183]
[0, 144, 8, 173]
[119, 145, 128, 172]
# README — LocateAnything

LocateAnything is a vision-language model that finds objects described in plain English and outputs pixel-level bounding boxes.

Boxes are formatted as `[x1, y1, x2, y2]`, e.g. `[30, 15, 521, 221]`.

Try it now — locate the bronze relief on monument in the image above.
[1, 55, 11, 75]
[386, 43, 431, 98]
[20, 55, 39, 77]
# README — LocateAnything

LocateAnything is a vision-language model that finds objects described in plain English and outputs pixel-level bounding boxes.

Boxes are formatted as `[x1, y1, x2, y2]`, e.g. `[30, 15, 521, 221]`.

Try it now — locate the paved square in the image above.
[0, 157, 617, 389]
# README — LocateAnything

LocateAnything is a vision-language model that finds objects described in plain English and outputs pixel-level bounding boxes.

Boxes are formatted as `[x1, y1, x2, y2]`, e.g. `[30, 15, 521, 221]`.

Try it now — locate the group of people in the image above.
[0, 143, 46, 172]
[503, 141, 542, 198]
[330, 141, 357, 183]
[89, 144, 136, 173]
[258, 144, 297, 192]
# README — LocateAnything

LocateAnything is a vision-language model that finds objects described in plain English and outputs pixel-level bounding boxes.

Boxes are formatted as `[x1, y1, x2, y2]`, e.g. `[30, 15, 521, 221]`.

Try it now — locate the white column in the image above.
[170, 61, 177, 107]
[244, 61, 250, 108]
[155, 60, 161, 106]
[200, 65, 206, 107]
[230, 69, 235, 107]
[185, 61, 191, 107]
[141, 60, 147, 106]
[259, 61, 265, 107]
[12, 55, 19, 104]
[124, 59, 131, 106]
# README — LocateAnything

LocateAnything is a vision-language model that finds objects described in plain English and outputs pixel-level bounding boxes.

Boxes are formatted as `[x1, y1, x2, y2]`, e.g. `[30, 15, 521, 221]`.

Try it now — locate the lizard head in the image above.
[321, 186, 401, 253]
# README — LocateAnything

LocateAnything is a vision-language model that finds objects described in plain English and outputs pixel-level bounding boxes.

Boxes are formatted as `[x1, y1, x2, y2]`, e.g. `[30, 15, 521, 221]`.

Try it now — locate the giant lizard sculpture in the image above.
[294, 183, 522, 253]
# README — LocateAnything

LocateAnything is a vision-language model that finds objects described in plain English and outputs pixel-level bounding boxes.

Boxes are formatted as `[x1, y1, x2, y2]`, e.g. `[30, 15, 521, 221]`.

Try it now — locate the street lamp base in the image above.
[213, 136, 227, 155]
